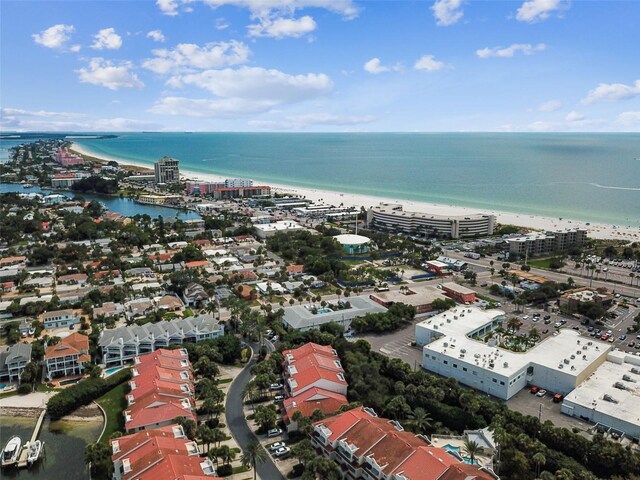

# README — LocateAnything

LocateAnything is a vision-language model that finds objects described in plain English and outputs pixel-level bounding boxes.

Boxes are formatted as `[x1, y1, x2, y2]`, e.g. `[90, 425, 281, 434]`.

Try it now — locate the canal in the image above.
[0, 183, 200, 220]
[0, 415, 102, 480]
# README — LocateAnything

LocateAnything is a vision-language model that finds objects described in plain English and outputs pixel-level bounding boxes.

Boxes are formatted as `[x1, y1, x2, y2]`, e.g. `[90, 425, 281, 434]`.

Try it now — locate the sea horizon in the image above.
[3, 132, 639, 227]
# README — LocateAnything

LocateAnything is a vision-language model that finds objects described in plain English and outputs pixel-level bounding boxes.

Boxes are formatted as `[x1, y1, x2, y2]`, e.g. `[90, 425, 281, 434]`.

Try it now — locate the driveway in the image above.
[225, 341, 284, 480]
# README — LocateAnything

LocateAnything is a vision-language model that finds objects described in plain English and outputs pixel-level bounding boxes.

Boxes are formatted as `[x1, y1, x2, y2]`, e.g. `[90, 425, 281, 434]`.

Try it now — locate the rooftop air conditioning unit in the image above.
[503, 362, 509, 368]
[558, 364, 563, 369]
[564, 359, 570, 364]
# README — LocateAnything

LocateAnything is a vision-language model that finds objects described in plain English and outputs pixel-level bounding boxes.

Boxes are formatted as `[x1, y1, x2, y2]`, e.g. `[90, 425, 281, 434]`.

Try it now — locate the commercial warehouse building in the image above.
[367, 203, 495, 239]
[561, 350, 640, 440]
[416, 307, 611, 400]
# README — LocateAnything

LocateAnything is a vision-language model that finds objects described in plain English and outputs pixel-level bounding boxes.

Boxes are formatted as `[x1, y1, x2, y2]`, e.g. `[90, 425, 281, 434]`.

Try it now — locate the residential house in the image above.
[0, 343, 32, 383]
[282, 343, 348, 398]
[183, 283, 209, 308]
[93, 302, 125, 321]
[43, 309, 81, 329]
[57, 273, 89, 286]
[44, 332, 90, 380]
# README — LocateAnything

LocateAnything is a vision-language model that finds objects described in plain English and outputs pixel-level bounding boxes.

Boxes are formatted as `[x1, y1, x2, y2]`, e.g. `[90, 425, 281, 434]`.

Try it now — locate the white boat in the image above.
[1, 435, 21, 466]
[27, 440, 42, 465]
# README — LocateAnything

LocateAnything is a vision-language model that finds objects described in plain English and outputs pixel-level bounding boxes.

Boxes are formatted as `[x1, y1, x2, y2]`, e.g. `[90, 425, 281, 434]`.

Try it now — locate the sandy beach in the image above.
[70, 143, 640, 241]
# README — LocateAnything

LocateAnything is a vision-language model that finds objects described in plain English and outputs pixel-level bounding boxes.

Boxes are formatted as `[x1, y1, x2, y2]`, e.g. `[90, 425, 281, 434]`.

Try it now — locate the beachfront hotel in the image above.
[154, 156, 180, 185]
[367, 203, 496, 239]
[186, 178, 254, 194]
[506, 229, 587, 257]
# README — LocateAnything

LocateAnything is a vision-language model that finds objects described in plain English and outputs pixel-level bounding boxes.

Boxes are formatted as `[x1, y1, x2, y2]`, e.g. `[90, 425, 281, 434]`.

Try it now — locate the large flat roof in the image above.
[371, 286, 448, 306]
[563, 352, 640, 430]
[282, 295, 386, 330]
[419, 307, 610, 378]
[371, 204, 493, 222]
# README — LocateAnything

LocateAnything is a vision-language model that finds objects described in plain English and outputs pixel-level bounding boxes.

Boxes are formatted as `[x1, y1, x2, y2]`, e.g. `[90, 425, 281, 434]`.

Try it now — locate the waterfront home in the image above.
[99, 315, 224, 366]
[110, 424, 218, 480]
[42, 309, 81, 329]
[0, 343, 32, 384]
[44, 332, 90, 380]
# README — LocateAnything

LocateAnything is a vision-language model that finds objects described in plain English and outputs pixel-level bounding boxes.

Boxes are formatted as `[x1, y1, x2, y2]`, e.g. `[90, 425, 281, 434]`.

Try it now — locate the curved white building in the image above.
[334, 234, 372, 254]
[367, 203, 495, 239]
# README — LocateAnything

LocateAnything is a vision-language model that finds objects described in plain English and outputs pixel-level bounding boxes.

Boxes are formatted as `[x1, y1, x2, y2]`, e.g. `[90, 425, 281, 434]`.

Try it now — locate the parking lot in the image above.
[356, 322, 424, 370]
[506, 387, 593, 436]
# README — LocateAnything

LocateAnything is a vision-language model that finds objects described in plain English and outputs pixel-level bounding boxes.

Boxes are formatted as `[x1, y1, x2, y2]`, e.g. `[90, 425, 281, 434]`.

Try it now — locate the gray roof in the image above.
[99, 314, 224, 348]
[0, 343, 32, 370]
[282, 295, 387, 330]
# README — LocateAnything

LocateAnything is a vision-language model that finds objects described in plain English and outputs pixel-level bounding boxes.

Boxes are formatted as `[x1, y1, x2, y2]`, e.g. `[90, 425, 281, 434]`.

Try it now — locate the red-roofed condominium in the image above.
[111, 424, 220, 480]
[281, 343, 349, 431]
[123, 349, 197, 433]
[311, 406, 499, 480]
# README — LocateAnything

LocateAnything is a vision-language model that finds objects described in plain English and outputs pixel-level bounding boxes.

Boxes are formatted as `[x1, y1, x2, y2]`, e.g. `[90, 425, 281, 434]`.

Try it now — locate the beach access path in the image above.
[0, 391, 55, 410]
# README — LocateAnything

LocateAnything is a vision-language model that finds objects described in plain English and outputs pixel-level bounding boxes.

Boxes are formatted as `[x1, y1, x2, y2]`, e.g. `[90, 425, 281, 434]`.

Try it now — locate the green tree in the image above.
[254, 404, 278, 431]
[84, 442, 113, 477]
[241, 440, 267, 480]
[408, 407, 432, 433]
[532, 452, 546, 478]
[462, 439, 481, 464]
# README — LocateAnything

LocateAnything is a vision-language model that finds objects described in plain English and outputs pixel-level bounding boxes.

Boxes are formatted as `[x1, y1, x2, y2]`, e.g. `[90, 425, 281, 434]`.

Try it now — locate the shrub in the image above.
[17, 383, 33, 394]
[47, 369, 131, 419]
[216, 464, 233, 477]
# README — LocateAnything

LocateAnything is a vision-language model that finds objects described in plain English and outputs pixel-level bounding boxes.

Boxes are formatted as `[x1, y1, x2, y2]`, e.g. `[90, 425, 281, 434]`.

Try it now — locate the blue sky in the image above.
[1, 0, 639, 132]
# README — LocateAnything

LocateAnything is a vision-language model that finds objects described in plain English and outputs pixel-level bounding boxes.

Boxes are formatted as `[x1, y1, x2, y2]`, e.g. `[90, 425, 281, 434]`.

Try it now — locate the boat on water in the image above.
[27, 440, 42, 465]
[1, 436, 22, 467]
[22, 183, 34, 188]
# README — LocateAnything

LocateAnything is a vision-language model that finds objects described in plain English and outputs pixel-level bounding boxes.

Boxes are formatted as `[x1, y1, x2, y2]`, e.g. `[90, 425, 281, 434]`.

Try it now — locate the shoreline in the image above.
[70, 142, 640, 241]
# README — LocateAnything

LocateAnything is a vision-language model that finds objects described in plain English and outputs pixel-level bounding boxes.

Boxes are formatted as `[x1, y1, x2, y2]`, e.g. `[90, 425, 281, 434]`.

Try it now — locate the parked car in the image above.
[543, 315, 551, 320]
[269, 383, 284, 391]
[267, 428, 283, 438]
[269, 442, 286, 452]
[544, 319, 551, 325]
[552, 393, 563, 403]
[536, 389, 547, 397]
[530, 386, 539, 394]
[619, 335, 627, 341]
[542, 329, 549, 334]
[274, 394, 285, 402]
[273, 446, 291, 457]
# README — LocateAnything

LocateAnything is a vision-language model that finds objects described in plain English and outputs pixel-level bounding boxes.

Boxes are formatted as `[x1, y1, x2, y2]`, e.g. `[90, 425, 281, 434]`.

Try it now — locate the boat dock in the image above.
[4, 409, 46, 469]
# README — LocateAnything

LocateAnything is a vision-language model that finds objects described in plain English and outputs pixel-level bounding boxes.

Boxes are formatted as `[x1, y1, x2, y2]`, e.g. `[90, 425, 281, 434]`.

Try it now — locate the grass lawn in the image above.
[527, 258, 554, 268]
[96, 382, 128, 443]
[217, 378, 232, 384]
[343, 259, 366, 266]
[183, 307, 195, 317]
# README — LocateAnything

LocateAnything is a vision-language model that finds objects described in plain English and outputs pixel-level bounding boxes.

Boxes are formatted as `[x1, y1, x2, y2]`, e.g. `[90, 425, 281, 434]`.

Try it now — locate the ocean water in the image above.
[9, 133, 640, 226]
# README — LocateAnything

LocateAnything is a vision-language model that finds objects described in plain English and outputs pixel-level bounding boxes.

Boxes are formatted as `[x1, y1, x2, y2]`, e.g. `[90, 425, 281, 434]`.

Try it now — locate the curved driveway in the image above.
[225, 341, 284, 480]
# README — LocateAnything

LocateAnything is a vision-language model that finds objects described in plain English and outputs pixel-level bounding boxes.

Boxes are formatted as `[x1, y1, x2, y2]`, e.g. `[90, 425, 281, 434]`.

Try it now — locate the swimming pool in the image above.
[103, 366, 124, 377]
[316, 308, 333, 314]
[442, 444, 479, 465]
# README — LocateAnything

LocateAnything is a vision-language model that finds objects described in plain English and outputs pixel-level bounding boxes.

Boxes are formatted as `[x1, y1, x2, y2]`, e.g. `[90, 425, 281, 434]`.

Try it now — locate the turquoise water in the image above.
[443, 444, 479, 465]
[316, 308, 333, 314]
[5, 133, 640, 226]
[103, 366, 123, 377]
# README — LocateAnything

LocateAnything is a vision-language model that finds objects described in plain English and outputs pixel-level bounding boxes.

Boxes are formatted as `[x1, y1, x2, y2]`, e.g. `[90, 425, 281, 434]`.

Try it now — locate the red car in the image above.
[530, 386, 539, 394]
[553, 394, 563, 403]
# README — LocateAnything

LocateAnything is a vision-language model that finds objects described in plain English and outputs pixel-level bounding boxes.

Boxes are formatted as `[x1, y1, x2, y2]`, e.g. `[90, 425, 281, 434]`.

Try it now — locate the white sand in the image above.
[71, 143, 640, 241]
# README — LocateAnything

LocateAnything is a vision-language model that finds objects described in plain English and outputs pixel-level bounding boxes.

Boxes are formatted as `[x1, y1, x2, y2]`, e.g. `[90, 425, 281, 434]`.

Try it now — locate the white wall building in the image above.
[154, 157, 180, 184]
[254, 220, 305, 239]
[561, 351, 640, 440]
[368, 203, 495, 239]
[417, 307, 610, 400]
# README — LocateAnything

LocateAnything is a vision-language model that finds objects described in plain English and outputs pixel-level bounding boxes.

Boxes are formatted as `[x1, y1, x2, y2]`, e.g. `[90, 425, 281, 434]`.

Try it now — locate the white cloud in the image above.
[169, 67, 332, 103]
[476, 43, 545, 58]
[615, 111, 640, 127]
[565, 111, 585, 122]
[581, 80, 640, 105]
[77, 58, 144, 90]
[143, 41, 250, 74]
[0, 108, 86, 118]
[535, 100, 562, 112]
[152, 66, 333, 117]
[215, 18, 230, 30]
[70, 44, 82, 52]
[414, 55, 446, 72]
[147, 30, 166, 42]
[149, 96, 276, 117]
[288, 113, 376, 125]
[516, 0, 568, 23]
[363, 58, 389, 75]
[32, 24, 75, 49]
[248, 15, 316, 38]
[91, 28, 123, 50]
[156, 0, 193, 16]
[431, 0, 463, 26]
[202, 0, 359, 19]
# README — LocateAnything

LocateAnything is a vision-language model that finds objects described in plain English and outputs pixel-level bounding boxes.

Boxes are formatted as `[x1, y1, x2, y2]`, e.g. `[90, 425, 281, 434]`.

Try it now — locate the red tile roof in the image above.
[185, 260, 210, 269]
[45, 332, 89, 360]
[283, 343, 346, 396]
[125, 395, 195, 431]
[436, 463, 497, 480]
[282, 387, 347, 422]
[286, 264, 304, 274]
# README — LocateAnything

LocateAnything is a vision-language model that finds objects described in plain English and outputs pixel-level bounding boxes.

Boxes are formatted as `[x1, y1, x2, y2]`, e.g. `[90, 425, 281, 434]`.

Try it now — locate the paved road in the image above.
[225, 341, 284, 480]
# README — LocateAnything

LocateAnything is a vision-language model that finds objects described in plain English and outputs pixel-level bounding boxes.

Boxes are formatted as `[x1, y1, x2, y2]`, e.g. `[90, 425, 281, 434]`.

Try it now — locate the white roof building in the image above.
[254, 220, 305, 239]
[417, 307, 611, 400]
[561, 351, 640, 440]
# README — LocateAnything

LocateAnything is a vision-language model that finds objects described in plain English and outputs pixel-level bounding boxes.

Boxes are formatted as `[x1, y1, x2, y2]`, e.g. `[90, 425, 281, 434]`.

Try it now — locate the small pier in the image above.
[5, 409, 46, 469]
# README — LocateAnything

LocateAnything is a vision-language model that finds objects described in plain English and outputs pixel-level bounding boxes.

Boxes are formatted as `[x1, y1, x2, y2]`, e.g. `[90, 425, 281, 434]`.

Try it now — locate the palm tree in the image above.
[408, 407, 432, 433]
[241, 440, 267, 480]
[462, 439, 481, 464]
[532, 452, 546, 478]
